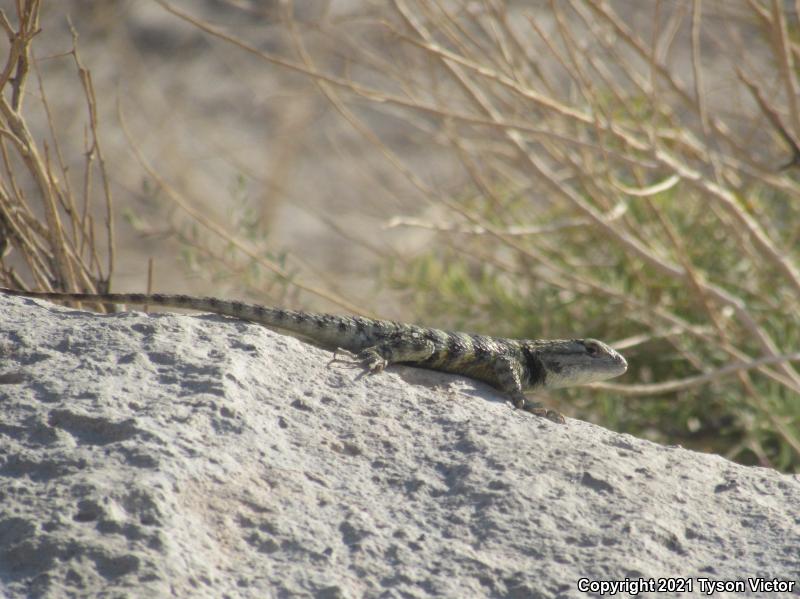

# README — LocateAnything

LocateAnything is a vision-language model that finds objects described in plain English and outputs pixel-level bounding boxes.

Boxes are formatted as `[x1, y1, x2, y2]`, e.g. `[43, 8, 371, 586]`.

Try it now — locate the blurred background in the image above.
[1, 0, 799, 470]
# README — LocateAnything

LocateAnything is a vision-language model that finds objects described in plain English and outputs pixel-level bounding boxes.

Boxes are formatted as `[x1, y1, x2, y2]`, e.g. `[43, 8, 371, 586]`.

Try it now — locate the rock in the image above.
[0, 294, 798, 598]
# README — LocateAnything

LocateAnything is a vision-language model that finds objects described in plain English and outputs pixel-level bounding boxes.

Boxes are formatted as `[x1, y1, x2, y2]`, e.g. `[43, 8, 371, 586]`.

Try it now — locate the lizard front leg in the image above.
[491, 355, 565, 424]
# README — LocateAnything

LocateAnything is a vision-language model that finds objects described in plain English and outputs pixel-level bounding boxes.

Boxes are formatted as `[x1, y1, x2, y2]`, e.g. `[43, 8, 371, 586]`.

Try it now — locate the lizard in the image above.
[0, 288, 628, 423]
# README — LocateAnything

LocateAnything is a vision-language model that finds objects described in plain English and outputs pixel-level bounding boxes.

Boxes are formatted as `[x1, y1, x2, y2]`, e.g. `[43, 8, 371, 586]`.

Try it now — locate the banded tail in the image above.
[0, 288, 394, 353]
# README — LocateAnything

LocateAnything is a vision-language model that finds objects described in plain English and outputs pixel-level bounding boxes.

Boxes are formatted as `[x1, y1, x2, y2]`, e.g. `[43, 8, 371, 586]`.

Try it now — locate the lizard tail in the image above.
[0, 288, 381, 353]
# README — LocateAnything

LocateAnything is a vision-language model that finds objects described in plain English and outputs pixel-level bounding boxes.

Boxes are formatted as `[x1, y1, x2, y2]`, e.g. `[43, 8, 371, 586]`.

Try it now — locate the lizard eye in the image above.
[584, 341, 599, 356]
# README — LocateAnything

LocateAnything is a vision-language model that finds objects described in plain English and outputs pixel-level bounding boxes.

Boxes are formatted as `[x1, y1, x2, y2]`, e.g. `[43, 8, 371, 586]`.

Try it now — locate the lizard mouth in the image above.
[599, 351, 627, 381]
[612, 352, 628, 375]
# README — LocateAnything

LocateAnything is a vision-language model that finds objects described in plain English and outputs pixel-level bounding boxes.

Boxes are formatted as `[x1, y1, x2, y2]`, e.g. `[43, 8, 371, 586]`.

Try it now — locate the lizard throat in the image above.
[522, 346, 547, 389]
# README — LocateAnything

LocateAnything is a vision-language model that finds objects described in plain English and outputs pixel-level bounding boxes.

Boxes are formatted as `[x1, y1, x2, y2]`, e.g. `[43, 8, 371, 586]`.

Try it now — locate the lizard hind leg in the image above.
[327, 347, 360, 369]
[356, 335, 437, 374]
[329, 333, 437, 377]
[328, 333, 436, 374]
[324, 347, 392, 377]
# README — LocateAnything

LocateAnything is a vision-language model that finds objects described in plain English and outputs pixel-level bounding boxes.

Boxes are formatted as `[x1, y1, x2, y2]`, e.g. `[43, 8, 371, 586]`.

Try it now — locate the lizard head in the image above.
[524, 338, 627, 389]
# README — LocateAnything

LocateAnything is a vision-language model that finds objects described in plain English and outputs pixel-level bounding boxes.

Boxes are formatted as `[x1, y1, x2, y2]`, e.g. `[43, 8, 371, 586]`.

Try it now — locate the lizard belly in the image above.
[430, 360, 502, 388]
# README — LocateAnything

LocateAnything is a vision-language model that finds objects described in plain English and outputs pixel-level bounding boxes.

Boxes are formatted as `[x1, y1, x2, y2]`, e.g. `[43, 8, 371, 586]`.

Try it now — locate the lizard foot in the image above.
[327, 348, 359, 369]
[327, 348, 387, 375]
[356, 350, 388, 374]
[523, 405, 566, 424]
[513, 397, 566, 424]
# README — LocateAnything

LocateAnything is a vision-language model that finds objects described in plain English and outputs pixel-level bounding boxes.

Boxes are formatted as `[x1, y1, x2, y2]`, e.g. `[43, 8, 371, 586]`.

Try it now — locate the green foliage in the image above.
[385, 178, 800, 471]
[120, 0, 800, 472]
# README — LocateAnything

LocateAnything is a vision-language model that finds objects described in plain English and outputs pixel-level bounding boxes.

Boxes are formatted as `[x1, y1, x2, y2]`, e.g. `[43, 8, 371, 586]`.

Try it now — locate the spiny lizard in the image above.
[0, 289, 627, 423]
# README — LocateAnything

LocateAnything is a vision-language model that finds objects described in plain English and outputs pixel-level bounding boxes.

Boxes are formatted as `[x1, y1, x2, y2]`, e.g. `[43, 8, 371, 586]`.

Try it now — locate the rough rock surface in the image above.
[0, 294, 798, 598]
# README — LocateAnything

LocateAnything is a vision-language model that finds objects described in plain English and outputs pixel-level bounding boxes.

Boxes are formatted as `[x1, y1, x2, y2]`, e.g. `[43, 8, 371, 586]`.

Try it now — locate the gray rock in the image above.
[0, 294, 797, 598]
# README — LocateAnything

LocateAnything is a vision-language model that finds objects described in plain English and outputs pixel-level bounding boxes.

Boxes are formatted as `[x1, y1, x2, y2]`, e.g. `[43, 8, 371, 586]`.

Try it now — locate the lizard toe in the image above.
[364, 358, 387, 373]
[354, 349, 388, 374]
[523, 405, 566, 424]
[514, 397, 566, 424]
